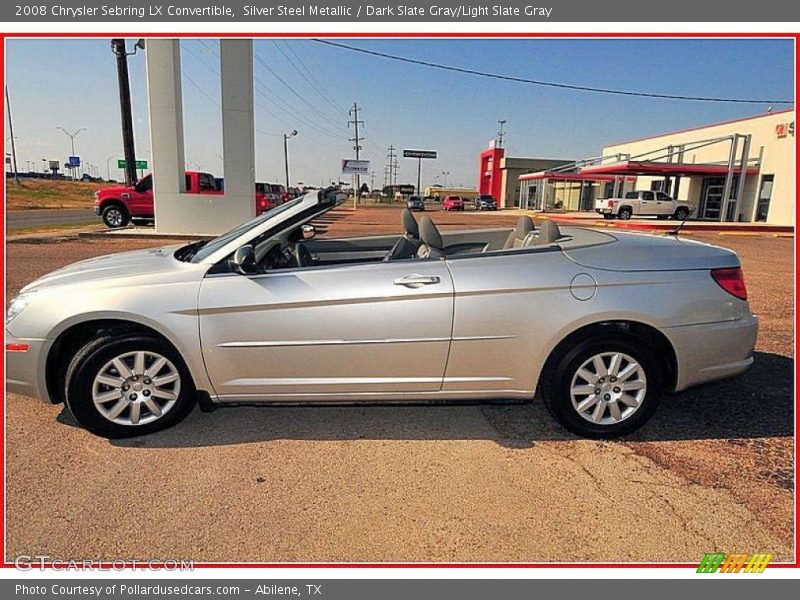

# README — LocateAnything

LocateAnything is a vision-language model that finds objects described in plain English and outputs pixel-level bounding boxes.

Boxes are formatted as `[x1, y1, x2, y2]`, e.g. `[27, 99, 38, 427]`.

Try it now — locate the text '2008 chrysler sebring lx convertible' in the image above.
[6, 188, 757, 439]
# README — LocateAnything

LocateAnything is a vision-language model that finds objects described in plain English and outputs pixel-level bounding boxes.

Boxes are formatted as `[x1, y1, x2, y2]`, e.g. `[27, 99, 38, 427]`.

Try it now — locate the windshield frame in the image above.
[187, 189, 340, 265]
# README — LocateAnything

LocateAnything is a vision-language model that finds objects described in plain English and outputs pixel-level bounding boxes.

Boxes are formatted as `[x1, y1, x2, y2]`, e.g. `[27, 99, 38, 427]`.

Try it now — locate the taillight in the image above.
[711, 267, 748, 300]
[608, 200, 615, 208]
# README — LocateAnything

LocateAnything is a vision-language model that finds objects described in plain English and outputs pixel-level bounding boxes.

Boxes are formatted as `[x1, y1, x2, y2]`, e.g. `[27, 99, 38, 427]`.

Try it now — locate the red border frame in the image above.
[1, 30, 797, 571]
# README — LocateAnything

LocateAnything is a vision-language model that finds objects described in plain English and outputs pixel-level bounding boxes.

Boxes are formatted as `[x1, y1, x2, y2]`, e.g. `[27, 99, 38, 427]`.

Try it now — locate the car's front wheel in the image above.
[64, 333, 197, 438]
[541, 334, 662, 438]
[101, 204, 130, 228]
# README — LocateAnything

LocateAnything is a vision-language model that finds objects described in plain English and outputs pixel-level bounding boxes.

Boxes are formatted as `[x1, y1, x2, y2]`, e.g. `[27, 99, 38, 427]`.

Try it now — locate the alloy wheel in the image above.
[105, 209, 124, 227]
[569, 351, 647, 425]
[92, 350, 181, 426]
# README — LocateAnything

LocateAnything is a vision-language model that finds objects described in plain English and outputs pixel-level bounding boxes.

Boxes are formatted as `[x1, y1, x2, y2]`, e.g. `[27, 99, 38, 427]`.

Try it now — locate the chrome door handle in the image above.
[393, 274, 441, 287]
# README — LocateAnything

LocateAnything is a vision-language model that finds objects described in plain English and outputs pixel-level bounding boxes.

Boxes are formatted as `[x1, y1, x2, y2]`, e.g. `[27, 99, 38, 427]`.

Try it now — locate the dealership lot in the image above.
[5, 207, 794, 563]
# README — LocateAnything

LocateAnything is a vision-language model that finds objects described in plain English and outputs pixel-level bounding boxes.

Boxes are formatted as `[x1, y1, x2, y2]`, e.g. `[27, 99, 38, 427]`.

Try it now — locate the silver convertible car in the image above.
[6, 188, 757, 438]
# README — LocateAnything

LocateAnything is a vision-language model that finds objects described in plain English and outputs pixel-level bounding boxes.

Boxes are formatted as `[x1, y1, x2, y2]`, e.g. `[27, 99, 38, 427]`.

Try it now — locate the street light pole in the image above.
[283, 129, 297, 189]
[442, 171, 450, 187]
[57, 126, 86, 180]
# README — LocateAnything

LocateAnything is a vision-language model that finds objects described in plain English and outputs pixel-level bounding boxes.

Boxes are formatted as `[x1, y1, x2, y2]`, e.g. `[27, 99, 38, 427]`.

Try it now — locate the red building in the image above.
[478, 146, 505, 201]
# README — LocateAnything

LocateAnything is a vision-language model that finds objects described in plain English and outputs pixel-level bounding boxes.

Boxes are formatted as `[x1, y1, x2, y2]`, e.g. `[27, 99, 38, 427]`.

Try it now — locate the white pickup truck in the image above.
[595, 191, 693, 220]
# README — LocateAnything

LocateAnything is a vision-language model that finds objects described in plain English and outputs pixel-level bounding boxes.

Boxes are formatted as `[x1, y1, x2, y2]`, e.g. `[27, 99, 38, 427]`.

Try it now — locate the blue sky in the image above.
[5, 38, 794, 189]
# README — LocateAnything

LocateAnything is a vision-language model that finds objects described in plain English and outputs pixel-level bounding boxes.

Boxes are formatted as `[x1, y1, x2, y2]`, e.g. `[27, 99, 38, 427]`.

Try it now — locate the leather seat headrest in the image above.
[401, 209, 419, 239]
[515, 216, 534, 241]
[419, 217, 444, 250]
[533, 219, 561, 245]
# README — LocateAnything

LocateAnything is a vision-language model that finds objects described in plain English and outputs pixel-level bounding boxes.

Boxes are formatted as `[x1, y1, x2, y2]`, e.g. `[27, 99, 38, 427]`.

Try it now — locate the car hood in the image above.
[20, 245, 196, 293]
[97, 185, 132, 196]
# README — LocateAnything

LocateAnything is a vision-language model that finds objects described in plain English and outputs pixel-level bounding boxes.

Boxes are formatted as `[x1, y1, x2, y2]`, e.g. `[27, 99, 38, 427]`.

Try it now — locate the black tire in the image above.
[101, 203, 130, 228]
[541, 333, 663, 438]
[64, 333, 197, 438]
[673, 207, 690, 221]
[617, 207, 633, 220]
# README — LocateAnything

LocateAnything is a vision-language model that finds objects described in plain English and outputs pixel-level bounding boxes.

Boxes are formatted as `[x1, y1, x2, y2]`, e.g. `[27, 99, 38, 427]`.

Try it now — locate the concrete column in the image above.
[145, 38, 256, 235]
[220, 39, 256, 205]
[146, 39, 186, 199]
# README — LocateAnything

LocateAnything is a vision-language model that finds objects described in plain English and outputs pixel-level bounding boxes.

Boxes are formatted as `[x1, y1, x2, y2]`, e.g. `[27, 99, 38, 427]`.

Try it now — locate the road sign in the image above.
[403, 149, 437, 159]
[68, 156, 81, 168]
[341, 159, 370, 175]
[117, 159, 148, 169]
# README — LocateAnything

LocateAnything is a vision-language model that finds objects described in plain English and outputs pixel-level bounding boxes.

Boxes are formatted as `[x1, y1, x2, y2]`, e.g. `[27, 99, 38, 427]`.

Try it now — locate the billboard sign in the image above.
[341, 159, 370, 174]
[68, 156, 81, 168]
[403, 149, 437, 159]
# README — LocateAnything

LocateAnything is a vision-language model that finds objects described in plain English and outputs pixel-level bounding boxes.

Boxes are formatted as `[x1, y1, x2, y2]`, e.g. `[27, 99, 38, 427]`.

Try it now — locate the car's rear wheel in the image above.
[101, 204, 130, 228]
[64, 333, 197, 438]
[673, 207, 690, 220]
[617, 208, 633, 220]
[541, 334, 662, 438]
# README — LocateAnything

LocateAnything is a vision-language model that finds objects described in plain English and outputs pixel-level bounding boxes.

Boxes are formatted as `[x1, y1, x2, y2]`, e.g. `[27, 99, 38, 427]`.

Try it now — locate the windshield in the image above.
[184, 197, 304, 263]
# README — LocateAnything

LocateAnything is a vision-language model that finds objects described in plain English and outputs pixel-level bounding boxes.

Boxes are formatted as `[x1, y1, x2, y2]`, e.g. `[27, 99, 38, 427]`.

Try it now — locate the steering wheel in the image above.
[293, 243, 312, 268]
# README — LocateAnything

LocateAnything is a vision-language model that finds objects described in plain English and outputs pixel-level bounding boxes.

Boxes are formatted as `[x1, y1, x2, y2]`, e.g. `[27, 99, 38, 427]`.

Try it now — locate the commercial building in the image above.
[478, 145, 572, 209]
[516, 110, 795, 225]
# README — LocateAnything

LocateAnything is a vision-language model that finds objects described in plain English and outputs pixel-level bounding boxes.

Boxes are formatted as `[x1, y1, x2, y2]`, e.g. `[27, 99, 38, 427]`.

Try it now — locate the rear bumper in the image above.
[667, 314, 759, 392]
[5, 330, 50, 402]
[595, 208, 613, 214]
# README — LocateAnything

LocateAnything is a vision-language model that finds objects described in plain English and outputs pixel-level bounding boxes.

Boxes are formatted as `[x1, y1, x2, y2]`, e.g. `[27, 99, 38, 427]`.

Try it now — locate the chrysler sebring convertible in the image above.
[6, 188, 757, 439]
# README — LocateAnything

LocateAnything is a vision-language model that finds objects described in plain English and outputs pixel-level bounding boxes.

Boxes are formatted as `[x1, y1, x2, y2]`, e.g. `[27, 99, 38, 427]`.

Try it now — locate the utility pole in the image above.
[348, 102, 364, 210]
[496, 119, 507, 149]
[283, 129, 298, 189]
[386, 145, 397, 191]
[5, 86, 19, 185]
[111, 39, 141, 186]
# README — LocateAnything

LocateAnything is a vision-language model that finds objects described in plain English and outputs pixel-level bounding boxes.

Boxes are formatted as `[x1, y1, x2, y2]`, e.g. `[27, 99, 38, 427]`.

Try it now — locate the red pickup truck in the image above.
[94, 171, 274, 228]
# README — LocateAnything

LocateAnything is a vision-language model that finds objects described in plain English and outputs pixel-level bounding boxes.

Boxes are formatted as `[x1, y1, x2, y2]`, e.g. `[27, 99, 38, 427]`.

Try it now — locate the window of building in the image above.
[756, 175, 774, 222]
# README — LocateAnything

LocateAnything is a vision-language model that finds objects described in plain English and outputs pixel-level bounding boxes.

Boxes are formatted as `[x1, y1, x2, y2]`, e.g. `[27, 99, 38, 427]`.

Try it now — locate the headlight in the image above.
[6, 293, 32, 325]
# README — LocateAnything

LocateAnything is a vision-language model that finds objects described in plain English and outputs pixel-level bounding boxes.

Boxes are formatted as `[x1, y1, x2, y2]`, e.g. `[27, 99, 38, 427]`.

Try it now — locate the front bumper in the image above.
[667, 313, 759, 392]
[5, 329, 50, 402]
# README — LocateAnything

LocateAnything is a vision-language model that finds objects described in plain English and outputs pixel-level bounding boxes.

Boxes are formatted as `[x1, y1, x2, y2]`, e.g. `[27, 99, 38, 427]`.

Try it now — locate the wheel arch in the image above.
[45, 316, 201, 405]
[538, 320, 678, 394]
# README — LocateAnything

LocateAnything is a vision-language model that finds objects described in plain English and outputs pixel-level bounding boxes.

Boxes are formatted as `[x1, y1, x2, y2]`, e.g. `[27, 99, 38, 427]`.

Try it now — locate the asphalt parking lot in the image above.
[5, 206, 794, 563]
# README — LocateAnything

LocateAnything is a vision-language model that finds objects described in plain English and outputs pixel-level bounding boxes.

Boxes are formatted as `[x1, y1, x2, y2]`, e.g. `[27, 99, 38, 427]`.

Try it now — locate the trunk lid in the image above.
[562, 229, 740, 272]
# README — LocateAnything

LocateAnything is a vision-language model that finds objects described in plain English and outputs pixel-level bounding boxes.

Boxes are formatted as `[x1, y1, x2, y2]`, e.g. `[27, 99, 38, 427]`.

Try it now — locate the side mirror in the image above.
[301, 224, 316, 240]
[230, 245, 257, 275]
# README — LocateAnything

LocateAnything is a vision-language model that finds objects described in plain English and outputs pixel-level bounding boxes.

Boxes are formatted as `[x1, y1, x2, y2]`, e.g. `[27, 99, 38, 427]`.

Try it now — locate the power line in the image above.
[254, 48, 350, 133]
[274, 40, 349, 118]
[314, 39, 794, 105]
[185, 41, 338, 140]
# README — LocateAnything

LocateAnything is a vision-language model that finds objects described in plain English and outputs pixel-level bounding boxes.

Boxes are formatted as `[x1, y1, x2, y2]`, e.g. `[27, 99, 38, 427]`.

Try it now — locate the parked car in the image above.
[475, 194, 498, 211]
[95, 172, 274, 228]
[7, 191, 757, 439]
[256, 182, 289, 206]
[442, 195, 465, 211]
[595, 191, 693, 221]
[406, 195, 425, 211]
